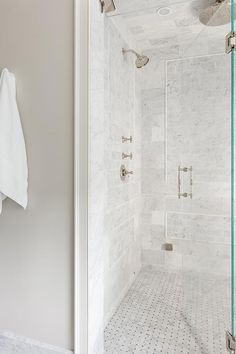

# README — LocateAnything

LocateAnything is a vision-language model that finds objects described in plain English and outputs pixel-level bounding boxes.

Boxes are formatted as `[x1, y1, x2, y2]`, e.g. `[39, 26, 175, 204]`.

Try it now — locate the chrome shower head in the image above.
[135, 55, 149, 68]
[122, 48, 149, 68]
[199, 0, 234, 26]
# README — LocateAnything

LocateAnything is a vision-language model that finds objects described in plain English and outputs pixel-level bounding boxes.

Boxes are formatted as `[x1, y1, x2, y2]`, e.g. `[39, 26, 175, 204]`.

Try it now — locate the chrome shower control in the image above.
[120, 165, 134, 181]
[122, 152, 133, 160]
[122, 136, 133, 143]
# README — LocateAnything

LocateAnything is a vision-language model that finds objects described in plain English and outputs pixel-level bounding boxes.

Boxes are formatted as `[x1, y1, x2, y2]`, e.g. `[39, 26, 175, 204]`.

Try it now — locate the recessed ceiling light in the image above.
[157, 7, 172, 16]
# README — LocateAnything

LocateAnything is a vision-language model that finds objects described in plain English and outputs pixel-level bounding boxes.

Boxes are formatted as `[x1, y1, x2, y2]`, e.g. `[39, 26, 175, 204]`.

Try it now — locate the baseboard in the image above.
[0, 331, 73, 354]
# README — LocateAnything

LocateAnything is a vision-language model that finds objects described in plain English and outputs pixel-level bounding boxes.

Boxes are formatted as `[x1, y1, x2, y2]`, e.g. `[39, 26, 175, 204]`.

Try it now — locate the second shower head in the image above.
[122, 48, 149, 68]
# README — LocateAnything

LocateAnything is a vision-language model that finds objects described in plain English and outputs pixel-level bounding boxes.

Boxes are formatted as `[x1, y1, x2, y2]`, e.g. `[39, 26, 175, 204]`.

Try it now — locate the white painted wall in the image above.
[0, 0, 74, 350]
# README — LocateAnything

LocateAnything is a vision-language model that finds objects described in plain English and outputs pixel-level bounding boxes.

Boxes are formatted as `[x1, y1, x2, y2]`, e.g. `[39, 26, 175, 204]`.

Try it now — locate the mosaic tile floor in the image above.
[104, 267, 231, 354]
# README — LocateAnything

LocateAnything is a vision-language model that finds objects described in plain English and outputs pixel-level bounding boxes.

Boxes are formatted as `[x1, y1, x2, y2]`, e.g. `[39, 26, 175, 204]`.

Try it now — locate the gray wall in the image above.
[0, 0, 74, 350]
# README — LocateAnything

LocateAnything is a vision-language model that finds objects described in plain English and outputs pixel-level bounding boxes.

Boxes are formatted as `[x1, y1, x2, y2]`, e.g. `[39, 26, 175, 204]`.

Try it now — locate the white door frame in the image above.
[74, 0, 89, 353]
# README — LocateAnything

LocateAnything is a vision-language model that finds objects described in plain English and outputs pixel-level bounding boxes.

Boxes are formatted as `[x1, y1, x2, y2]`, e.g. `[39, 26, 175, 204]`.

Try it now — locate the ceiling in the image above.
[108, 0, 230, 54]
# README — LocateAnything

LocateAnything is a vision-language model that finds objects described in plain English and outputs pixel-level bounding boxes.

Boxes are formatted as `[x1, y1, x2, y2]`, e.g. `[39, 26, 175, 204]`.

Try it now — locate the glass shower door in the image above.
[165, 2, 234, 352]
[229, 0, 235, 348]
[103, 1, 235, 352]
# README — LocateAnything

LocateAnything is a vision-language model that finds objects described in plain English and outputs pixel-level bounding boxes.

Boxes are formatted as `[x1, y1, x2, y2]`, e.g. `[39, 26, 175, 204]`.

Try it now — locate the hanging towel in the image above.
[0, 68, 28, 213]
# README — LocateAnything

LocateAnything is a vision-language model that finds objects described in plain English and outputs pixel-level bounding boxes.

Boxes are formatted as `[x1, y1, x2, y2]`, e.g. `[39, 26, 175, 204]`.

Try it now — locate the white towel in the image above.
[0, 68, 28, 213]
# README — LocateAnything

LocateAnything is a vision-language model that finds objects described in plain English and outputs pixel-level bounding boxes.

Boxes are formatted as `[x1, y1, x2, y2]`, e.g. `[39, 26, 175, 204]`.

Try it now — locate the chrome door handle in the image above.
[120, 165, 134, 180]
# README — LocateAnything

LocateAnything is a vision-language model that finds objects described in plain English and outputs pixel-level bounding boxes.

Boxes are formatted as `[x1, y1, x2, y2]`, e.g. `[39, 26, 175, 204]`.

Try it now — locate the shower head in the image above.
[122, 48, 149, 68]
[199, 0, 234, 26]
[136, 55, 150, 68]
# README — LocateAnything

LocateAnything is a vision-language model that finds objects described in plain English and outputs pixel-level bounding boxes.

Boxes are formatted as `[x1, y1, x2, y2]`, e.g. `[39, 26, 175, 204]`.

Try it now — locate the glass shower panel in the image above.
[103, 1, 234, 353]
[230, 0, 235, 340]
[165, 3, 232, 353]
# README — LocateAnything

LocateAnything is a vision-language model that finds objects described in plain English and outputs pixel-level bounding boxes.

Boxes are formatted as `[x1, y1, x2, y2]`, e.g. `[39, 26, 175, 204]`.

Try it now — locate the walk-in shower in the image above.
[88, 0, 236, 353]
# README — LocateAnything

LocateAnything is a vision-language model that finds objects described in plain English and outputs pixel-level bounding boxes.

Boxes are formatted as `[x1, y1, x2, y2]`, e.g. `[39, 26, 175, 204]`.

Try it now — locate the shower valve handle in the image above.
[120, 165, 134, 180]
[122, 152, 133, 160]
[122, 136, 133, 143]
[123, 169, 133, 176]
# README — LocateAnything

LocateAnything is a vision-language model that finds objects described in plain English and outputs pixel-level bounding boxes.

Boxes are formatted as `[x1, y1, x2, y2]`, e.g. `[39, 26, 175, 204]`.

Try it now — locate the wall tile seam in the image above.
[105, 217, 137, 234]
[105, 197, 142, 211]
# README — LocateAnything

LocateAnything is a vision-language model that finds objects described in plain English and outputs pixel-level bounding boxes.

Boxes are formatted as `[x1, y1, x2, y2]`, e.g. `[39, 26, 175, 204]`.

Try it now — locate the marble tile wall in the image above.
[89, 6, 142, 351]
[140, 44, 232, 275]
[166, 54, 231, 274]
[104, 18, 142, 324]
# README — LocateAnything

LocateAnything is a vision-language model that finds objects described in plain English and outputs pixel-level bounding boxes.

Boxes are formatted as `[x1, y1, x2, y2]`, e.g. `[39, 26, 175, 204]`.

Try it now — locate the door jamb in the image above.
[74, 0, 89, 353]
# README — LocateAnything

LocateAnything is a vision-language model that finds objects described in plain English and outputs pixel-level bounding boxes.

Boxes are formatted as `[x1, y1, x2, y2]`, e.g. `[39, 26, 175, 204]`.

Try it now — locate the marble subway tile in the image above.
[103, 19, 142, 324]
[141, 249, 165, 265]
[164, 252, 183, 270]
[140, 47, 231, 272]
[152, 211, 165, 225]
[152, 126, 165, 142]
[141, 168, 165, 194]
[167, 212, 230, 244]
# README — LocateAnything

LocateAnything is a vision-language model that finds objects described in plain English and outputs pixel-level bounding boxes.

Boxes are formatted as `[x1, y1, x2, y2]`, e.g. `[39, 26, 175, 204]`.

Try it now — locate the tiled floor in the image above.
[104, 267, 231, 354]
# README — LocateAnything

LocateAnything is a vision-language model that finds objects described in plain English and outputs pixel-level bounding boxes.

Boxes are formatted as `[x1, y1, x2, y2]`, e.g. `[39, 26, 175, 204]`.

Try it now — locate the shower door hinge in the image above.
[226, 331, 236, 353]
[226, 32, 236, 54]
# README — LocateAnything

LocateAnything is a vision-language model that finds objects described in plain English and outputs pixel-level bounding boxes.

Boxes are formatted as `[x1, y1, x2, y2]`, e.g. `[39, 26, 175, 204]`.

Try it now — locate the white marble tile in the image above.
[103, 18, 142, 325]
[164, 251, 183, 269]
[141, 249, 165, 265]
[152, 210, 165, 225]
[108, 0, 228, 60]
[139, 46, 231, 271]
[152, 126, 164, 142]
[167, 212, 230, 244]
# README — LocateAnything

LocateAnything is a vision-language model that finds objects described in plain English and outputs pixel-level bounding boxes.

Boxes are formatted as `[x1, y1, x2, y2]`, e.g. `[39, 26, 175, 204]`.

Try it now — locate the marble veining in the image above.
[139, 38, 231, 272]
[104, 17, 142, 327]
